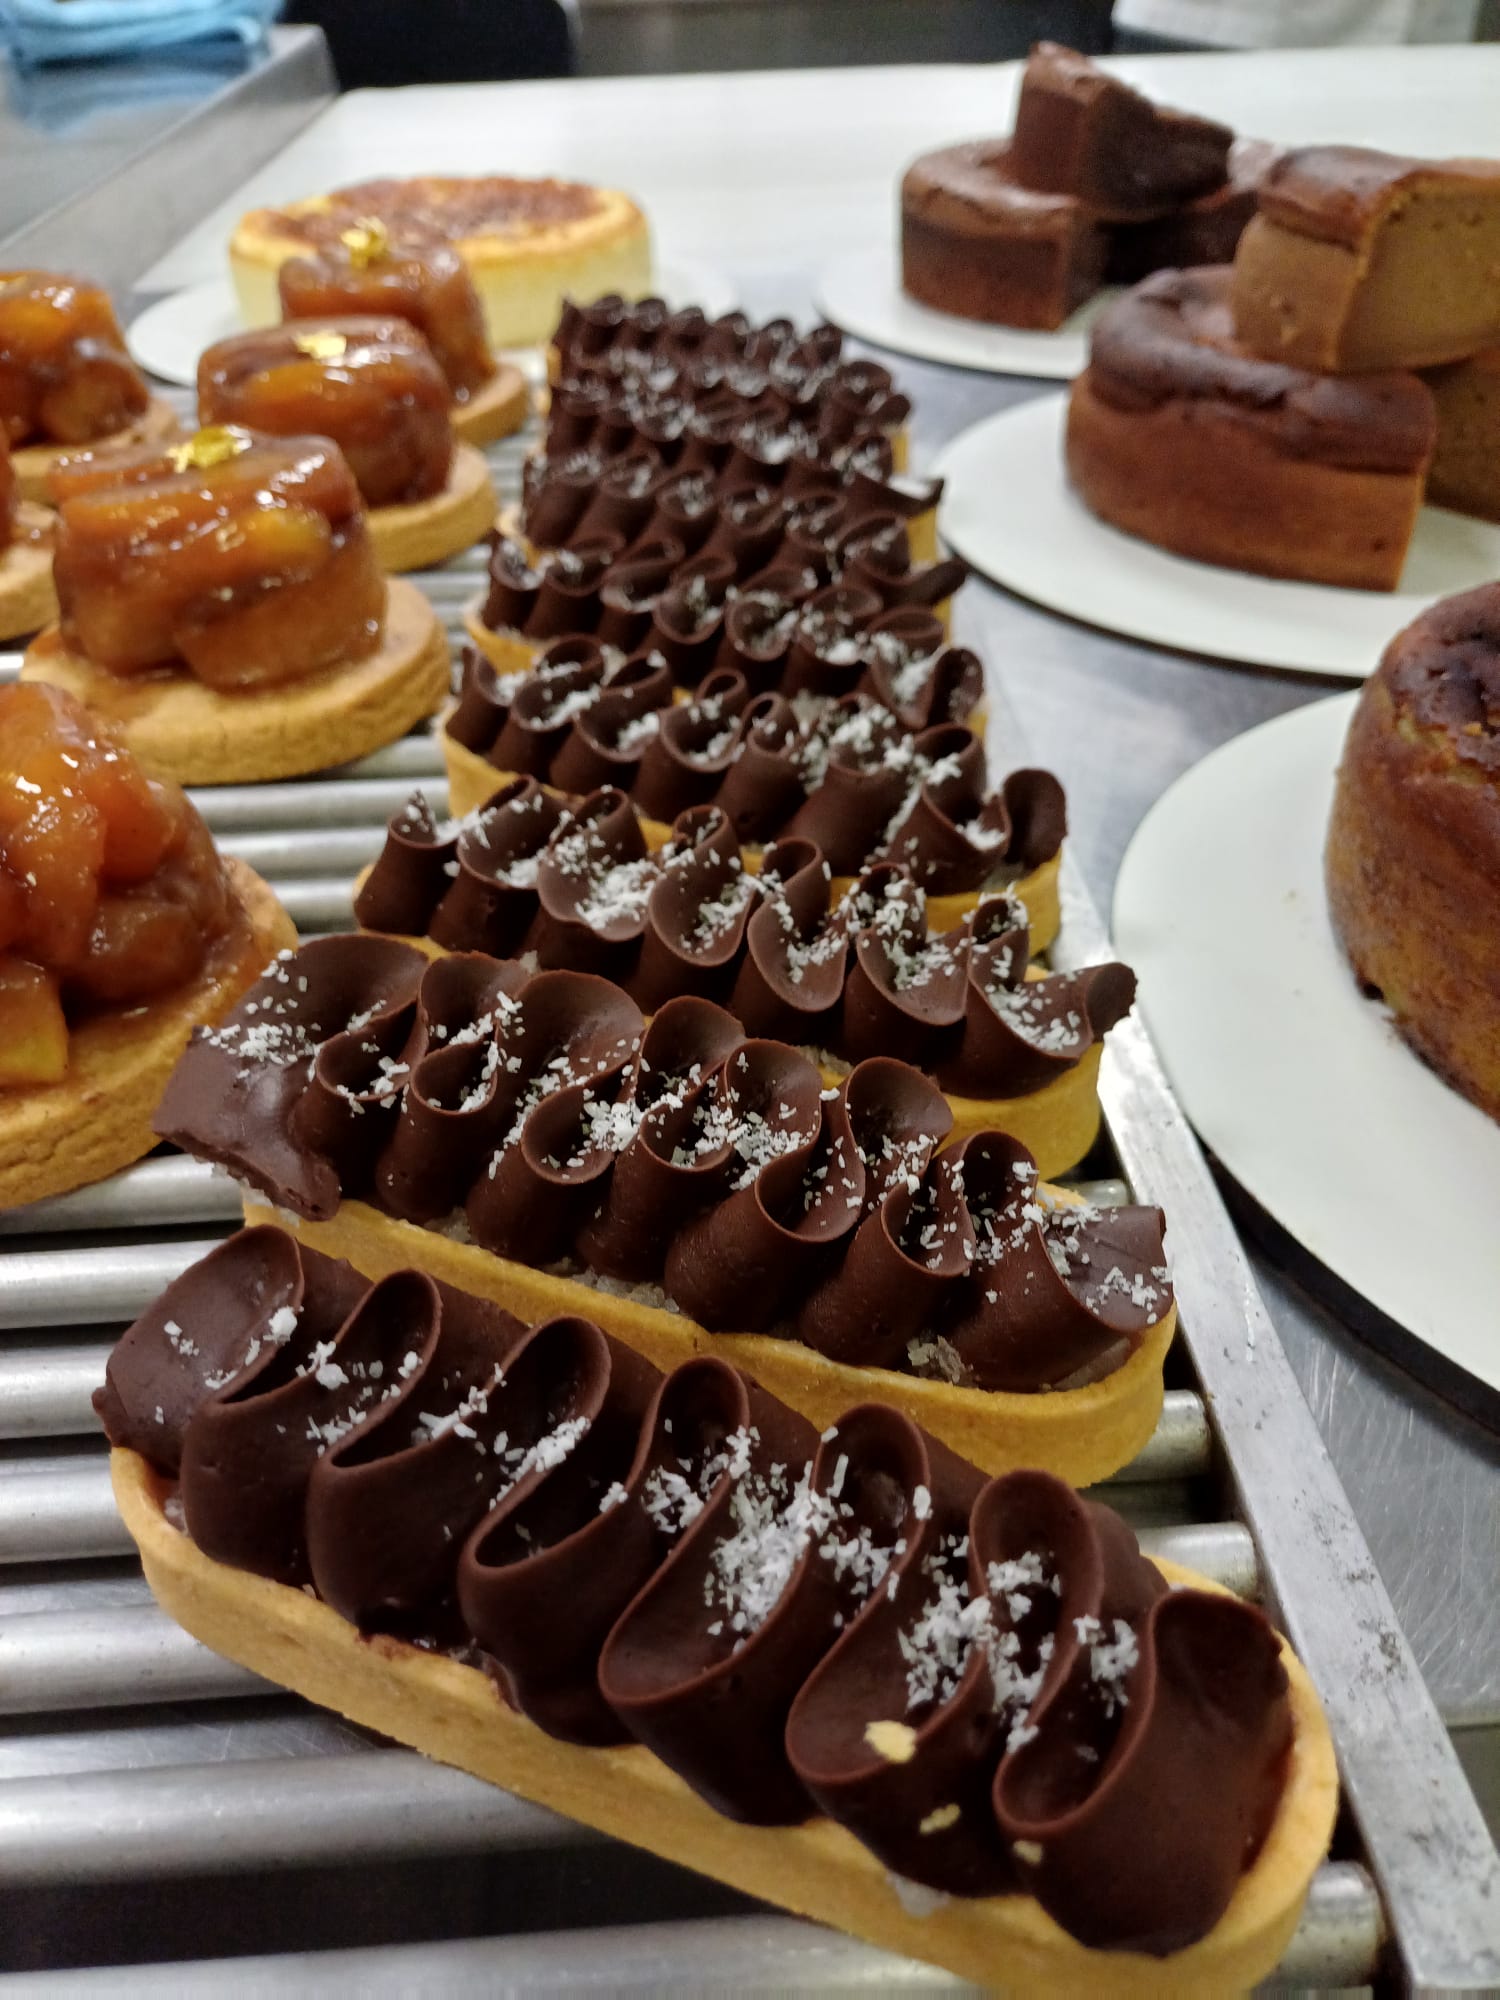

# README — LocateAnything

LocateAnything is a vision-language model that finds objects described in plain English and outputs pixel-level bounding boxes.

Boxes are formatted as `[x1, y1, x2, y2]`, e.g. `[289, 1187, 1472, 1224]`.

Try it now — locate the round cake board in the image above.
[1114, 694, 1500, 1414]
[129, 260, 739, 390]
[817, 243, 1109, 381]
[935, 395, 1500, 680]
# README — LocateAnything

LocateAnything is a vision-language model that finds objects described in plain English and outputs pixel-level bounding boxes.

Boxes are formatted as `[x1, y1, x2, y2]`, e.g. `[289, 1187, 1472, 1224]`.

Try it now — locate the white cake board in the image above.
[934, 395, 1500, 681]
[816, 243, 1110, 380]
[1114, 694, 1500, 1409]
[129, 259, 737, 390]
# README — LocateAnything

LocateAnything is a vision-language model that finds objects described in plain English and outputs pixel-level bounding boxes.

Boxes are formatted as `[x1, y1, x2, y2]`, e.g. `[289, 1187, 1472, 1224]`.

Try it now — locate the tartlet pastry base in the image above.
[450, 363, 530, 449]
[0, 862, 293, 1211]
[244, 1195, 1175, 1488]
[368, 444, 498, 574]
[10, 399, 179, 505]
[20, 579, 450, 787]
[439, 720, 1062, 951]
[0, 504, 58, 640]
[114, 1444, 1337, 1997]
[230, 193, 653, 352]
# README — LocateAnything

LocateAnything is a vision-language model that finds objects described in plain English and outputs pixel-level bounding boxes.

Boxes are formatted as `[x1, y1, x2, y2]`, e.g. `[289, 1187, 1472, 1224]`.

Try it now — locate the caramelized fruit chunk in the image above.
[0, 683, 238, 1084]
[50, 428, 386, 688]
[198, 318, 453, 507]
[0, 959, 68, 1085]
[0, 272, 150, 447]
[278, 229, 496, 401]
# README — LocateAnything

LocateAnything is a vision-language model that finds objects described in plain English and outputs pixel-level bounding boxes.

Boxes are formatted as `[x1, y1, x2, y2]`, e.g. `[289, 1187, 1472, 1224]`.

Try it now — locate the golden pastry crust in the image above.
[437, 720, 1063, 951]
[0, 862, 293, 1210]
[9, 398, 178, 505]
[230, 180, 653, 351]
[19, 579, 450, 786]
[0, 502, 57, 640]
[113, 1443, 1338, 1997]
[450, 361, 531, 449]
[243, 1194, 1174, 1488]
[367, 443, 497, 573]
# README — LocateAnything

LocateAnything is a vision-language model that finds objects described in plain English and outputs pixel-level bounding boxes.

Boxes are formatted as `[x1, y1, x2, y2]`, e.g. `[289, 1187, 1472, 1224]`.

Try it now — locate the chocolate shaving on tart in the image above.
[355, 786, 1125, 1100]
[99, 1226, 1287, 1955]
[446, 649, 1063, 894]
[155, 942, 1170, 1391]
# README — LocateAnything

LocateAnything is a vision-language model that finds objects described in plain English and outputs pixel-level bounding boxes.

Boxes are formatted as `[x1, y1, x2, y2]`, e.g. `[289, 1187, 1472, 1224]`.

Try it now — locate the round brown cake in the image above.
[1326, 582, 1500, 1119]
[1066, 267, 1437, 590]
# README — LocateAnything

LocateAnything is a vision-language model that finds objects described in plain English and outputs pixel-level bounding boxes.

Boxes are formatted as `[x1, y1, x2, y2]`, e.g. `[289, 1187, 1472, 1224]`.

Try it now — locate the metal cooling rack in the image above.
[1, 419, 1496, 1990]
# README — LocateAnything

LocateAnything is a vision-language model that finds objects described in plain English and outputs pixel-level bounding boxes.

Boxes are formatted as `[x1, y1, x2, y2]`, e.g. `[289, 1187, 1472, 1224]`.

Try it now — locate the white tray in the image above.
[816, 242, 1106, 379]
[934, 395, 1500, 680]
[130, 258, 737, 389]
[1114, 693, 1500, 1403]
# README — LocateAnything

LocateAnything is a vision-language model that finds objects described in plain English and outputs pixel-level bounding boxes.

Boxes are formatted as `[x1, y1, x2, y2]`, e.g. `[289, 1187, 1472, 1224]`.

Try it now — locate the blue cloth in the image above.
[0, 0, 282, 66]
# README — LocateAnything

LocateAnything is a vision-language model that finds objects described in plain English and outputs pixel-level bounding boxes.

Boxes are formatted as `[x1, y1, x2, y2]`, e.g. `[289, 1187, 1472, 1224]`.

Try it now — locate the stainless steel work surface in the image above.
[3, 50, 1499, 1984]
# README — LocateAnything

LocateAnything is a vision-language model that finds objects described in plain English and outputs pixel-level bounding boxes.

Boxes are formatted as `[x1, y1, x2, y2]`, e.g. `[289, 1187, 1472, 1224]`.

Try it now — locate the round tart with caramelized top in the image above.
[277, 218, 529, 449]
[198, 320, 498, 572]
[20, 426, 449, 785]
[229, 174, 652, 351]
[0, 270, 177, 502]
[0, 682, 295, 1209]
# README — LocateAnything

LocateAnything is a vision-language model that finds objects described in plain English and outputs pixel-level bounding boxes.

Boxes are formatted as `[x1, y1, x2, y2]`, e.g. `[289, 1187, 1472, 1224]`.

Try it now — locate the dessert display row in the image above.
[98, 1224, 1337, 1990]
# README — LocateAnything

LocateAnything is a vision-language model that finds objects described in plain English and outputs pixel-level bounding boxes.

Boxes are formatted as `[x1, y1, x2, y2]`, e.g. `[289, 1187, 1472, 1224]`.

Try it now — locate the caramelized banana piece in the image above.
[0, 272, 150, 447]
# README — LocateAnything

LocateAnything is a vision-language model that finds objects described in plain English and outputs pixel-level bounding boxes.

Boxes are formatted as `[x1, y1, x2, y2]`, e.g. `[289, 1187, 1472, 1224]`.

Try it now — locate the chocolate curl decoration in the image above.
[661, 1040, 833, 1332]
[1000, 769, 1070, 874]
[644, 468, 720, 558]
[781, 703, 917, 872]
[352, 793, 456, 939]
[836, 515, 967, 614]
[487, 640, 611, 776]
[994, 1584, 1292, 1955]
[93, 1226, 312, 1471]
[783, 584, 886, 701]
[599, 1366, 832, 1824]
[295, 998, 417, 1202]
[940, 1133, 1169, 1393]
[728, 837, 848, 1043]
[836, 867, 971, 1070]
[522, 452, 606, 547]
[940, 931, 1137, 1102]
[463, 969, 646, 1258]
[629, 807, 755, 1012]
[632, 667, 751, 822]
[307, 1304, 596, 1635]
[479, 533, 545, 634]
[695, 483, 789, 581]
[182, 1266, 443, 1588]
[649, 556, 735, 684]
[785, 1405, 1001, 1894]
[861, 610, 983, 735]
[590, 542, 685, 656]
[716, 573, 805, 692]
[570, 455, 671, 549]
[794, 1144, 970, 1372]
[710, 694, 806, 841]
[573, 996, 745, 1283]
[154, 934, 430, 1220]
[425, 780, 572, 960]
[459, 1333, 665, 1746]
[447, 645, 513, 753]
[528, 787, 655, 981]
[547, 653, 676, 796]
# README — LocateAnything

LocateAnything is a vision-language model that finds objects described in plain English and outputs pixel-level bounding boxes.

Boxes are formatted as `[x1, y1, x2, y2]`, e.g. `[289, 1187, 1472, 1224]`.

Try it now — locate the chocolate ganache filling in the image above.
[354, 783, 1128, 1099]
[155, 939, 1169, 1391]
[97, 1225, 1291, 1954]
[446, 646, 1064, 895]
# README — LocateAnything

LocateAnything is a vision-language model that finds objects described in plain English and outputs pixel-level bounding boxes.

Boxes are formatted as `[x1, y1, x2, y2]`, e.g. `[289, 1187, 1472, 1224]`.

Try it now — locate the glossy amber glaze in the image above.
[0, 431, 15, 554]
[278, 226, 496, 402]
[198, 319, 453, 507]
[49, 428, 386, 689]
[0, 271, 150, 448]
[0, 683, 236, 1084]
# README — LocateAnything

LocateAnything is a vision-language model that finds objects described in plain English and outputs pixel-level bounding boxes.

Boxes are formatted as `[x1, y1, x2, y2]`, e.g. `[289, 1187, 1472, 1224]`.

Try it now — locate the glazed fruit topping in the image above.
[49, 427, 386, 688]
[279, 226, 496, 401]
[0, 684, 235, 1085]
[0, 271, 150, 447]
[198, 319, 453, 507]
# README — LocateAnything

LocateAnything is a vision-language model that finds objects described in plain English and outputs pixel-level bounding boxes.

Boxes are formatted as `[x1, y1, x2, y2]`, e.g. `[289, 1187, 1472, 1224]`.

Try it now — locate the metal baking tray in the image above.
[2, 418, 1496, 1989]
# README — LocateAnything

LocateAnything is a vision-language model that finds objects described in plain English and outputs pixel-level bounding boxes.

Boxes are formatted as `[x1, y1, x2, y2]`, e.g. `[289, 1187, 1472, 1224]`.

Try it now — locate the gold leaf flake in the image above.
[292, 330, 349, 361]
[168, 426, 250, 472]
[339, 217, 391, 268]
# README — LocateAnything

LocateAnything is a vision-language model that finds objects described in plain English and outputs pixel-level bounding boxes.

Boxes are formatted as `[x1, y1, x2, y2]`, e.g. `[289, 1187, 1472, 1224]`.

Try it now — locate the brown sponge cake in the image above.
[901, 140, 1108, 331]
[1066, 267, 1436, 591]
[1326, 585, 1500, 1121]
